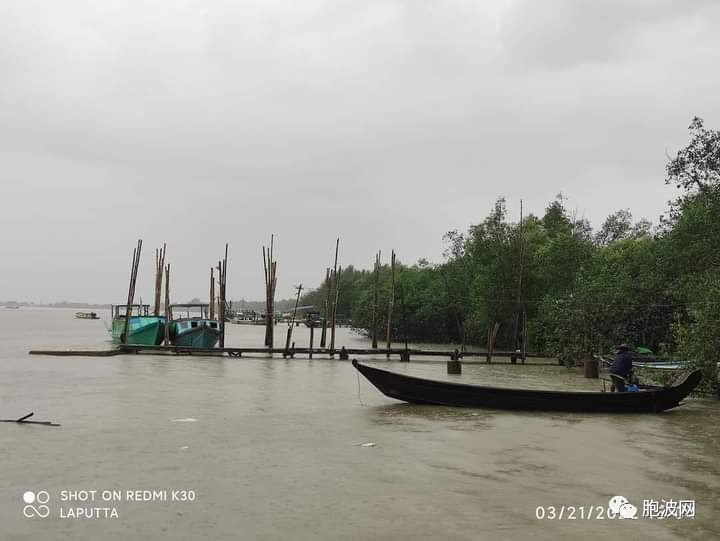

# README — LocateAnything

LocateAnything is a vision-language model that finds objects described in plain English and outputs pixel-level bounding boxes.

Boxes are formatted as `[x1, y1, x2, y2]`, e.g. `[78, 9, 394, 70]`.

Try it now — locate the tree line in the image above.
[300, 118, 720, 391]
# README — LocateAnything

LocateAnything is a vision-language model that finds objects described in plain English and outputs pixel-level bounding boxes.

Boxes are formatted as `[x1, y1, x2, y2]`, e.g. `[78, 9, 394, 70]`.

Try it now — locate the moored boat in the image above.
[352, 360, 703, 413]
[75, 311, 100, 320]
[110, 304, 165, 345]
[169, 304, 220, 348]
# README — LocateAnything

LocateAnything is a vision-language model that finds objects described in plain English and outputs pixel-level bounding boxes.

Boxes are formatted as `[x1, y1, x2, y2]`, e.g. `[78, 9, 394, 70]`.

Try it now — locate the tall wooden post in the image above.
[386, 250, 396, 358]
[400, 284, 409, 362]
[320, 268, 330, 348]
[263, 236, 277, 349]
[286, 284, 303, 351]
[371, 251, 380, 349]
[330, 265, 341, 352]
[512, 200, 525, 354]
[309, 322, 314, 359]
[486, 322, 499, 364]
[122, 239, 142, 344]
[164, 264, 171, 345]
[153, 243, 166, 316]
[329, 239, 340, 353]
[210, 268, 215, 320]
[219, 243, 228, 348]
[521, 309, 527, 364]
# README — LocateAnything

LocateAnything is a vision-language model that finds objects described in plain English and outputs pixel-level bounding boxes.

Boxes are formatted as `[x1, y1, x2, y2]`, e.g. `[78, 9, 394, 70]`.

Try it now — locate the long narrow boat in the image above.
[169, 304, 220, 348]
[110, 304, 165, 345]
[352, 360, 703, 413]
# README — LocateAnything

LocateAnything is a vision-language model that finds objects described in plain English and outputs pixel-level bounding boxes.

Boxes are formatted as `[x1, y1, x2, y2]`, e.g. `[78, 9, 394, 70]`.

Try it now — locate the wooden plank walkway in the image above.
[29, 345, 555, 362]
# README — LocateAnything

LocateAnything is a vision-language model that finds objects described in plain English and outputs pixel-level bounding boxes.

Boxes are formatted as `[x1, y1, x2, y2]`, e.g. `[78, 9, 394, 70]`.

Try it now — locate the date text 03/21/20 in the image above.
[535, 506, 615, 520]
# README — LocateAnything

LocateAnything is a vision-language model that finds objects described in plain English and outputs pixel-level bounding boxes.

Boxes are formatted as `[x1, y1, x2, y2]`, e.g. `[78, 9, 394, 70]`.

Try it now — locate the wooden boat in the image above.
[169, 304, 220, 348]
[75, 311, 99, 320]
[232, 310, 263, 325]
[352, 360, 703, 413]
[110, 304, 165, 345]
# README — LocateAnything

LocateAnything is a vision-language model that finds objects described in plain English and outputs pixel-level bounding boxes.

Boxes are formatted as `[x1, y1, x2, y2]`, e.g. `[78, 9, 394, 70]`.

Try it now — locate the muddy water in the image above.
[0, 307, 718, 540]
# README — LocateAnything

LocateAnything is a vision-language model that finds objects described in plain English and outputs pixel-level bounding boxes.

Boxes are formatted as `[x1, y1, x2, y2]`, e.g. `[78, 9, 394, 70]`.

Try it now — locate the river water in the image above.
[1, 307, 718, 540]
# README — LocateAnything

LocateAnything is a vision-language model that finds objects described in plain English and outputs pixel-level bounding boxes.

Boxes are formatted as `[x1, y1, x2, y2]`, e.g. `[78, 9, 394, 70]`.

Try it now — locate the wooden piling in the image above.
[330, 265, 341, 352]
[263, 236, 277, 349]
[400, 284, 409, 361]
[122, 240, 142, 344]
[153, 243, 166, 316]
[447, 349, 462, 374]
[319, 268, 330, 348]
[511, 200, 525, 355]
[209, 267, 215, 320]
[385, 250, 396, 358]
[286, 284, 303, 352]
[584, 358, 599, 379]
[163, 264, 171, 345]
[329, 238, 340, 353]
[486, 322, 499, 363]
[218, 244, 228, 348]
[521, 309, 528, 364]
[309, 322, 314, 359]
[371, 251, 380, 349]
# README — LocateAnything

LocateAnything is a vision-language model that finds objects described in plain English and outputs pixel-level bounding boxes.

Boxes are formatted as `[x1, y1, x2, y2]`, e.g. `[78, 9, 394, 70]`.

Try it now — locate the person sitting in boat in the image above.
[609, 343, 633, 392]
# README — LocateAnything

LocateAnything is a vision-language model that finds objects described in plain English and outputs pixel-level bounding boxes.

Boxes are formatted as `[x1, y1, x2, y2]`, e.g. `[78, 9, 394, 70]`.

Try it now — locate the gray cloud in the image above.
[1, 1, 719, 302]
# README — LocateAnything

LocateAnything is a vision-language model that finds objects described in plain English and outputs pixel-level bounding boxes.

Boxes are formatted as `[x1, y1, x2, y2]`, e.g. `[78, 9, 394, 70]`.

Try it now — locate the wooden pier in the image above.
[29, 345, 554, 363]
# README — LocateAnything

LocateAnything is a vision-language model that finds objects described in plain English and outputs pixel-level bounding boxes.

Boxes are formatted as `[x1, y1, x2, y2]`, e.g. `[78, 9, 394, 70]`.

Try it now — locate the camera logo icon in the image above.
[23, 490, 50, 518]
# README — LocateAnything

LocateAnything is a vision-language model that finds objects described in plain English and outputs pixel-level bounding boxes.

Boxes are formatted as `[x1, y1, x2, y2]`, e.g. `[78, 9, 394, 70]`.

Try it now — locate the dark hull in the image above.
[352, 361, 702, 413]
[171, 324, 220, 348]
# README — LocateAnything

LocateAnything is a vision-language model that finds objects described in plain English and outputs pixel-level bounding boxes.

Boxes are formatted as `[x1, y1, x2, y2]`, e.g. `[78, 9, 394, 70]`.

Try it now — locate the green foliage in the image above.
[673, 273, 720, 395]
[298, 118, 719, 376]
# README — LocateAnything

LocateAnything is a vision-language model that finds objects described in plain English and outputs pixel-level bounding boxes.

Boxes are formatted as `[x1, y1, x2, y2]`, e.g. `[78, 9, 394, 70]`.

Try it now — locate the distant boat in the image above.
[232, 310, 263, 325]
[75, 312, 100, 320]
[110, 304, 165, 345]
[5, 305, 20, 309]
[169, 304, 220, 348]
[302, 311, 322, 328]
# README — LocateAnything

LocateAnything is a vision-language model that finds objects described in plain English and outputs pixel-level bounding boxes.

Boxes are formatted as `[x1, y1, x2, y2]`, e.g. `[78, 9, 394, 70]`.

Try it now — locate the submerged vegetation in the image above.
[302, 118, 720, 393]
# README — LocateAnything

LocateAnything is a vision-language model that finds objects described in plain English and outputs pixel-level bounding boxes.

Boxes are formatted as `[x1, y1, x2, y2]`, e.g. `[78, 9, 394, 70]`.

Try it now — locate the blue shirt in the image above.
[610, 351, 633, 378]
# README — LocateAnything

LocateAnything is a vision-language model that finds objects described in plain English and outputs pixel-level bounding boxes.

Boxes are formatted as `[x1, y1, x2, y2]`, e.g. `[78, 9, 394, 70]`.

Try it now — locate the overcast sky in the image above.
[2, 0, 719, 303]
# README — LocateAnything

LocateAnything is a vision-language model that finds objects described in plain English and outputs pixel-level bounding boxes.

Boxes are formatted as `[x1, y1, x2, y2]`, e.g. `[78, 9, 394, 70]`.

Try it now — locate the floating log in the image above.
[29, 349, 126, 356]
[0, 412, 60, 427]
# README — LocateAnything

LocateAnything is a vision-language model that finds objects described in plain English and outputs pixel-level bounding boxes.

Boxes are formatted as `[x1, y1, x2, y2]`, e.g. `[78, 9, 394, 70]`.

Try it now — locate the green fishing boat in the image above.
[110, 304, 165, 345]
[169, 304, 220, 348]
